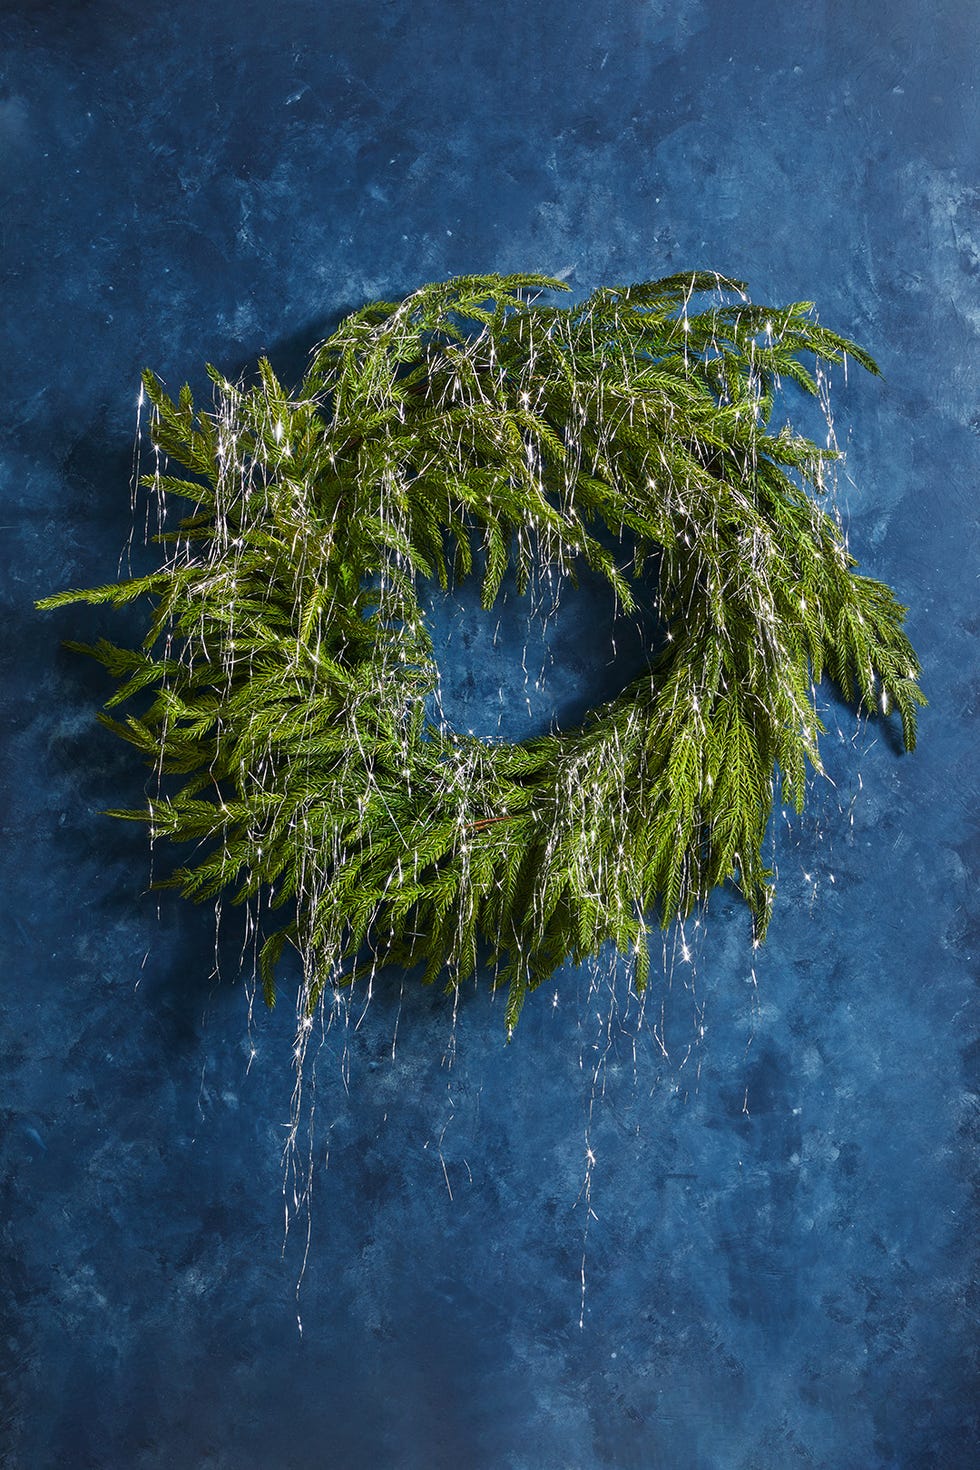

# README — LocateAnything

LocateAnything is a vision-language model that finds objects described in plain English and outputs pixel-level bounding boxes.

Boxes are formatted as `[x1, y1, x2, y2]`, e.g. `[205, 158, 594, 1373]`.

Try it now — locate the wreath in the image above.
[40, 272, 924, 1034]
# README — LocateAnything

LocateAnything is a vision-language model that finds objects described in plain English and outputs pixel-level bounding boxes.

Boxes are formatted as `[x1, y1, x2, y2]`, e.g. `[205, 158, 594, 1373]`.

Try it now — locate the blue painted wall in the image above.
[2, 2, 977, 1465]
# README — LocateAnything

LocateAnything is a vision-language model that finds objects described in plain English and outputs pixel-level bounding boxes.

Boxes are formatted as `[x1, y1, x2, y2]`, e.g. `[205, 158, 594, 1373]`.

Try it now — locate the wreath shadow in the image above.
[32, 414, 262, 1044]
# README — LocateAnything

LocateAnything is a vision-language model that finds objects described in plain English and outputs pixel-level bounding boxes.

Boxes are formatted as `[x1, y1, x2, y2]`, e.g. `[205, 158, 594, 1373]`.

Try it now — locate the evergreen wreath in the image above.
[40, 272, 924, 1035]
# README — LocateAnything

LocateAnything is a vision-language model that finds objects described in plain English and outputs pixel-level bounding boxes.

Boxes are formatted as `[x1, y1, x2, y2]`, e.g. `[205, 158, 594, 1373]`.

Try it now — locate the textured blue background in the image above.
[2, 2, 978, 1466]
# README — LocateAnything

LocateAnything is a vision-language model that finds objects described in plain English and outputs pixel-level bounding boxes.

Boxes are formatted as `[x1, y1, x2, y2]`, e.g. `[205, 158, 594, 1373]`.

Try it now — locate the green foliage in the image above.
[39, 272, 924, 1033]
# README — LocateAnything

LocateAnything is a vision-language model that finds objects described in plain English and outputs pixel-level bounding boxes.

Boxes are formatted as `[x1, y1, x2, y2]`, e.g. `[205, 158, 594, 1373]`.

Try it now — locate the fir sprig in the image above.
[39, 272, 924, 1035]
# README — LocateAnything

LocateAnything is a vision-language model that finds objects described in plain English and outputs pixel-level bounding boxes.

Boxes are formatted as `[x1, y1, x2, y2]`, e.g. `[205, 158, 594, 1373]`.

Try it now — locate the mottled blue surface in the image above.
[2, 2, 978, 1466]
